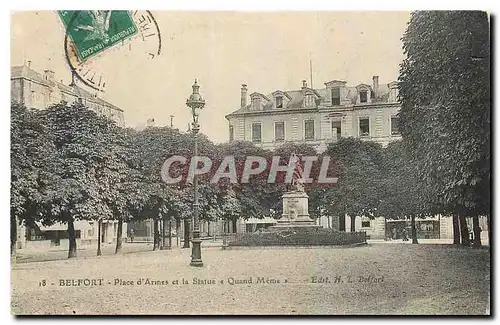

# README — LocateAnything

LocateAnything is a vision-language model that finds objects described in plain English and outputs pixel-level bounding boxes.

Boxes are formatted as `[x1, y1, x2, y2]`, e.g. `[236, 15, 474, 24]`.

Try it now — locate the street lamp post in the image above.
[187, 79, 205, 267]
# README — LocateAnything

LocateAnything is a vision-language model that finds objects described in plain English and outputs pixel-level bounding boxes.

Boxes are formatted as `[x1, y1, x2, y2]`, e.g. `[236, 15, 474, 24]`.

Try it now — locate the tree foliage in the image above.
[398, 11, 490, 219]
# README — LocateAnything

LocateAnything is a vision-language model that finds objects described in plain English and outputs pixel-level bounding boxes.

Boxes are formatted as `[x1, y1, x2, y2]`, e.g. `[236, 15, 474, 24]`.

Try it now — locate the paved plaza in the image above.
[11, 243, 490, 315]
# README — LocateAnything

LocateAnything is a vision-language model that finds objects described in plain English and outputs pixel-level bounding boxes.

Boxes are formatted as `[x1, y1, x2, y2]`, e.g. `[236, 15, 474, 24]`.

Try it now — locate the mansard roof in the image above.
[227, 78, 398, 117]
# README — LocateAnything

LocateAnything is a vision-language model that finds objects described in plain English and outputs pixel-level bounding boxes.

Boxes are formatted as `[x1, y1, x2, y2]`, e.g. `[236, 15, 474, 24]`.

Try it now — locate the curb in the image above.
[223, 242, 368, 250]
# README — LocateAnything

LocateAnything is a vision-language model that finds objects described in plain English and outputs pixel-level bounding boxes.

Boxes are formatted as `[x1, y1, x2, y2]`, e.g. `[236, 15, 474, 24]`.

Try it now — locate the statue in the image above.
[289, 153, 305, 192]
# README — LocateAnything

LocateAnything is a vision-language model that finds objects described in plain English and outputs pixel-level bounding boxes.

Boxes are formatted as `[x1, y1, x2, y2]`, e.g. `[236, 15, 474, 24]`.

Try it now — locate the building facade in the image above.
[226, 76, 401, 152]
[11, 63, 125, 127]
[17, 220, 128, 250]
[316, 215, 489, 242]
[11, 63, 127, 250]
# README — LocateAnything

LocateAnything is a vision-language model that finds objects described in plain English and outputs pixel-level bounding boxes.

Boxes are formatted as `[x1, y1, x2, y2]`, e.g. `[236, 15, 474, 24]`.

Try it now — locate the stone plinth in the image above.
[270, 191, 316, 232]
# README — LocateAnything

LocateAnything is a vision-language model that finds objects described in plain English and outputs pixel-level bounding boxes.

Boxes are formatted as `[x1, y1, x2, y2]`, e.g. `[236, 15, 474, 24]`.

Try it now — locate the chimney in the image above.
[44, 69, 55, 82]
[240, 84, 248, 108]
[146, 118, 155, 128]
[302, 80, 308, 89]
[372, 76, 379, 97]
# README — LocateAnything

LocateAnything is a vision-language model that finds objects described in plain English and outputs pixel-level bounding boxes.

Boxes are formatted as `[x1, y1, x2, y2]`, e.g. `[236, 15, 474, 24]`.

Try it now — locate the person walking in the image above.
[402, 228, 409, 241]
[129, 229, 135, 243]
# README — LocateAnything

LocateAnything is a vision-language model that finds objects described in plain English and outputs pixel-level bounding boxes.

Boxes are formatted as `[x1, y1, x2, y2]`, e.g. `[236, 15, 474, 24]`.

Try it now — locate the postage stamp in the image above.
[61, 10, 161, 92]
[58, 11, 138, 61]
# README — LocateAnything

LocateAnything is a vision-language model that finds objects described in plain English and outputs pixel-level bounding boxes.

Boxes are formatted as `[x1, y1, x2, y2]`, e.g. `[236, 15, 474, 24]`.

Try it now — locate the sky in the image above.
[11, 11, 411, 143]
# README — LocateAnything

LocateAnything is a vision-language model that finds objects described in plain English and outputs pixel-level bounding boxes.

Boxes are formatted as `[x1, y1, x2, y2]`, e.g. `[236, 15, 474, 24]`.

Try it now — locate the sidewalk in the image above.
[14, 238, 225, 263]
[368, 237, 489, 245]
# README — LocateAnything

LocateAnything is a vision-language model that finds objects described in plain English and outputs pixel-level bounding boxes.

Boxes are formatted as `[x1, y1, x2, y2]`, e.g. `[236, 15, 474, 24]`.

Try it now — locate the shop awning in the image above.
[243, 217, 278, 224]
[35, 220, 93, 232]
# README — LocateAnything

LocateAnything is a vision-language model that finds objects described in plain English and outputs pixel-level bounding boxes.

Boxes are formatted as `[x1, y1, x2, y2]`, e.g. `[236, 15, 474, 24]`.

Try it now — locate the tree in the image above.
[323, 138, 384, 232]
[42, 102, 116, 258]
[132, 126, 218, 249]
[10, 102, 54, 256]
[378, 141, 435, 244]
[399, 11, 490, 247]
[217, 141, 276, 222]
[104, 127, 150, 254]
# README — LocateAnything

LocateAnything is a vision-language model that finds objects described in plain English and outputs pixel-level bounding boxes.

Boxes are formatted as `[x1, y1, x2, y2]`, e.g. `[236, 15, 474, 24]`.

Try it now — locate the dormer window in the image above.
[304, 94, 315, 108]
[252, 97, 261, 110]
[331, 88, 340, 105]
[388, 82, 399, 103]
[359, 91, 368, 103]
[355, 84, 372, 104]
[229, 125, 234, 141]
[272, 90, 291, 109]
[276, 96, 283, 108]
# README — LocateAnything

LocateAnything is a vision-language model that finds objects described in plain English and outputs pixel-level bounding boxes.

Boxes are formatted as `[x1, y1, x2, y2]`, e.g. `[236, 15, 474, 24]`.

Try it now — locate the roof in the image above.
[11, 65, 123, 112]
[11, 65, 52, 86]
[227, 78, 398, 118]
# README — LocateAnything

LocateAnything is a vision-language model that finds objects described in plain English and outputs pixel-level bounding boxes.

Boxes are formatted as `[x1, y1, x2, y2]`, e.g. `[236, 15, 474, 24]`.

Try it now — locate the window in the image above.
[229, 125, 234, 142]
[331, 88, 340, 105]
[276, 96, 283, 108]
[304, 120, 315, 141]
[389, 89, 398, 102]
[391, 116, 400, 135]
[274, 122, 285, 142]
[252, 123, 262, 143]
[252, 97, 261, 110]
[332, 120, 342, 140]
[361, 220, 371, 228]
[359, 90, 368, 103]
[359, 118, 370, 137]
[304, 94, 315, 108]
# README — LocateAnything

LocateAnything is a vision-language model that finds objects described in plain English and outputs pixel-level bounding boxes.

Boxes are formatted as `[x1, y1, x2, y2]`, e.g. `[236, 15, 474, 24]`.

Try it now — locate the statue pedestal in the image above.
[270, 191, 319, 232]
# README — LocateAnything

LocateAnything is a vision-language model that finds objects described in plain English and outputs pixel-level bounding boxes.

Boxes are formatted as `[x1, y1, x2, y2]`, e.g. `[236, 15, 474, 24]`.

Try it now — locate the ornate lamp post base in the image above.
[190, 234, 203, 267]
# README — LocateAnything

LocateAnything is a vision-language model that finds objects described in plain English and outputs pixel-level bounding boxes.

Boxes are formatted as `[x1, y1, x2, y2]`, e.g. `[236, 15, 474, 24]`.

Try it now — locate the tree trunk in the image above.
[339, 215, 346, 232]
[232, 218, 238, 233]
[67, 216, 77, 258]
[411, 215, 418, 244]
[182, 218, 190, 248]
[161, 217, 167, 250]
[459, 214, 470, 246]
[472, 215, 481, 248]
[384, 217, 388, 240]
[97, 219, 102, 256]
[153, 219, 159, 251]
[452, 214, 460, 245]
[350, 215, 355, 232]
[176, 218, 180, 247]
[115, 218, 123, 254]
[11, 215, 17, 257]
[487, 214, 490, 246]
[168, 218, 172, 249]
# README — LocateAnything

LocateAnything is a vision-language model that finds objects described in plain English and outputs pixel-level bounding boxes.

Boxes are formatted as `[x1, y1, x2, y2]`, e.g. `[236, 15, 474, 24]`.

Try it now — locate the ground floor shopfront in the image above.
[315, 215, 489, 240]
[18, 214, 487, 249]
[16, 220, 127, 250]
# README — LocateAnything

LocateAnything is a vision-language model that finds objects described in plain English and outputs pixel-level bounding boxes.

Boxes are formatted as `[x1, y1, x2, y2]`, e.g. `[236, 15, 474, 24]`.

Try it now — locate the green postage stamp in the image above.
[58, 10, 138, 61]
